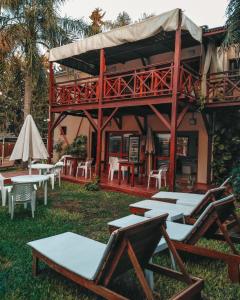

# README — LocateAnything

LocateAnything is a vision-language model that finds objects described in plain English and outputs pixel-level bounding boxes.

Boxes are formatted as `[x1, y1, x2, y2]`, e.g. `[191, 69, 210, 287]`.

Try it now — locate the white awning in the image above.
[49, 8, 202, 63]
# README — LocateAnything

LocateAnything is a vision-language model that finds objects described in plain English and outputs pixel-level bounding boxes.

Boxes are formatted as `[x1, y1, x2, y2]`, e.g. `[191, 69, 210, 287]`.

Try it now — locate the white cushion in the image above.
[27, 232, 116, 280]
[108, 214, 149, 228]
[145, 209, 184, 221]
[130, 200, 194, 216]
[166, 221, 193, 241]
[152, 191, 204, 203]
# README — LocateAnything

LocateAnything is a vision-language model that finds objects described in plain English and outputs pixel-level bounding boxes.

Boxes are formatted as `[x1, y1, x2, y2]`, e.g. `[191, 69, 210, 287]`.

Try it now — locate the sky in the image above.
[61, 0, 228, 28]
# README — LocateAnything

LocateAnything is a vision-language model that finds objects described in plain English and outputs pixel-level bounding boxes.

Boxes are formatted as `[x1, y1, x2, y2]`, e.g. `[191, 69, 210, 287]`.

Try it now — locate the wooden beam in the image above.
[114, 117, 122, 130]
[75, 117, 84, 138]
[202, 112, 213, 184]
[101, 107, 119, 131]
[169, 10, 182, 191]
[177, 104, 190, 128]
[96, 49, 105, 177]
[149, 104, 171, 131]
[134, 116, 144, 134]
[83, 110, 97, 131]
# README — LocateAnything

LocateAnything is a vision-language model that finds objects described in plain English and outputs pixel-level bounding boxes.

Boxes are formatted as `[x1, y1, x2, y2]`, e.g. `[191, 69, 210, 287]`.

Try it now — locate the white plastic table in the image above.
[11, 175, 49, 205]
[30, 164, 55, 175]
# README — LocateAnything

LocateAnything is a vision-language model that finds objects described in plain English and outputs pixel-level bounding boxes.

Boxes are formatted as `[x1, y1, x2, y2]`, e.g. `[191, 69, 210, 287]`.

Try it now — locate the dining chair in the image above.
[108, 157, 127, 181]
[0, 173, 12, 206]
[8, 183, 37, 219]
[147, 164, 168, 189]
[76, 159, 93, 179]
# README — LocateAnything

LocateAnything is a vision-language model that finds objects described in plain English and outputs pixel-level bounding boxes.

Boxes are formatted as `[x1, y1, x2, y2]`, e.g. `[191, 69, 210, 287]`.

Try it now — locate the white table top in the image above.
[11, 175, 49, 183]
[30, 163, 54, 170]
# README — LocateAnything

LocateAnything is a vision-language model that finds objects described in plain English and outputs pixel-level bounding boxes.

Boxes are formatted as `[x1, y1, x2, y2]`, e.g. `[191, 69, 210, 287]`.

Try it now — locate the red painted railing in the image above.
[179, 66, 200, 101]
[54, 76, 99, 105]
[52, 63, 202, 106]
[103, 64, 173, 101]
[206, 71, 240, 103]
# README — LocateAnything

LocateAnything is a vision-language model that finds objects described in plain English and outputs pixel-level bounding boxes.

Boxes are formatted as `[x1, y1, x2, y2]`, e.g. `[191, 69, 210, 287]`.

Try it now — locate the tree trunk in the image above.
[24, 73, 33, 119]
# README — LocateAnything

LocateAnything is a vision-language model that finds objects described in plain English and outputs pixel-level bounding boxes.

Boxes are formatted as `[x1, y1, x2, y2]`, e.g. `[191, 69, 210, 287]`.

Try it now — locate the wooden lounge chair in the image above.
[130, 186, 226, 224]
[27, 215, 203, 300]
[151, 176, 231, 204]
[112, 195, 240, 283]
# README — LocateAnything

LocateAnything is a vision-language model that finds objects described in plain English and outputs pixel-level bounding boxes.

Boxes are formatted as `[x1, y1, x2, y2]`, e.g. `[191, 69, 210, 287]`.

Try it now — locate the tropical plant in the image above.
[0, 0, 88, 123]
[88, 8, 106, 35]
[223, 0, 240, 54]
[104, 11, 132, 30]
[64, 135, 87, 159]
[212, 110, 240, 184]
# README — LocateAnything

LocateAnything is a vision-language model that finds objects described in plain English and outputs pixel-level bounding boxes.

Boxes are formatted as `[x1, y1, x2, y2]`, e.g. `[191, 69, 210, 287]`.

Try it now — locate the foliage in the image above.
[84, 177, 100, 191]
[231, 164, 240, 197]
[88, 7, 106, 35]
[105, 11, 132, 30]
[1, 181, 240, 299]
[53, 140, 64, 159]
[223, 0, 240, 54]
[64, 135, 87, 158]
[0, 0, 88, 134]
[212, 110, 240, 184]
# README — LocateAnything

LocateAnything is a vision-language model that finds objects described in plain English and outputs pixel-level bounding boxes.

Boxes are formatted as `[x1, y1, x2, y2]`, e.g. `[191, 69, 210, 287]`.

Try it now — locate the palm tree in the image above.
[0, 0, 88, 119]
[223, 0, 240, 53]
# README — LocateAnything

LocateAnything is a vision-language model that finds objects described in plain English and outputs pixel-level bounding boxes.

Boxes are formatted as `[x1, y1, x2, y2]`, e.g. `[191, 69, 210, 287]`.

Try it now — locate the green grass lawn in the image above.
[1, 182, 240, 299]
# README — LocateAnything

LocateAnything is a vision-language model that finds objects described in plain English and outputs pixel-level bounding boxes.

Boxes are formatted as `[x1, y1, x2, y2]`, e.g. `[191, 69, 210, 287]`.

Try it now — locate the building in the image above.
[47, 8, 240, 193]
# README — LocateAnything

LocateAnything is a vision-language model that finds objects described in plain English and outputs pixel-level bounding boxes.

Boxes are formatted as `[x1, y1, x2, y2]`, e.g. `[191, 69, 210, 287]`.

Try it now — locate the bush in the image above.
[231, 163, 240, 198]
[65, 135, 87, 159]
[84, 177, 100, 191]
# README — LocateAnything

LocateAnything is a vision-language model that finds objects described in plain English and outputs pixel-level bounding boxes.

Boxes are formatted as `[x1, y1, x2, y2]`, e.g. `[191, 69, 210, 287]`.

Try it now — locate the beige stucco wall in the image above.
[53, 111, 208, 183]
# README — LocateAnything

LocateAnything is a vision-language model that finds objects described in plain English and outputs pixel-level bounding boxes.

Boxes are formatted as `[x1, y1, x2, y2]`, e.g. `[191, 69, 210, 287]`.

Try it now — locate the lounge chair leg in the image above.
[32, 254, 39, 277]
[228, 262, 240, 283]
[127, 242, 154, 300]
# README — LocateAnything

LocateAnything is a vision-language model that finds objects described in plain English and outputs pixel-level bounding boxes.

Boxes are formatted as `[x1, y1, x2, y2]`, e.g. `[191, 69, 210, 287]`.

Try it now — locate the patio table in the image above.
[118, 161, 144, 187]
[11, 175, 49, 205]
[30, 163, 55, 175]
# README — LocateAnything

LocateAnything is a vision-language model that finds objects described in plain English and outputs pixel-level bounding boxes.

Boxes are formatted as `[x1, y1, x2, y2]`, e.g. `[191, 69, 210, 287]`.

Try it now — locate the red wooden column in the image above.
[95, 49, 105, 177]
[169, 10, 182, 191]
[47, 62, 54, 162]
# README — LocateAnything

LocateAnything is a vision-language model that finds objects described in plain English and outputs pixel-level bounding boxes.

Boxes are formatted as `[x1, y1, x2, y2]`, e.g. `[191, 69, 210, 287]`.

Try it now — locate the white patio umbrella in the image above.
[10, 115, 49, 173]
[145, 127, 155, 175]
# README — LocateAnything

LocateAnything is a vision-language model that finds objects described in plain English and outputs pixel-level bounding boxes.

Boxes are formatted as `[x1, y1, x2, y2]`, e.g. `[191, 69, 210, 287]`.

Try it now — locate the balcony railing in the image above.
[206, 71, 240, 103]
[52, 63, 201, 106]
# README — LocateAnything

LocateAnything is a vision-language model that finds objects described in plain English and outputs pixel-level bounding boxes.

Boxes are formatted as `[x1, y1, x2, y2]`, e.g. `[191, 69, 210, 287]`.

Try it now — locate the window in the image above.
[60, 126, 67, 135]
[155, 133, 170, 156]
[229, 59, 240, 72]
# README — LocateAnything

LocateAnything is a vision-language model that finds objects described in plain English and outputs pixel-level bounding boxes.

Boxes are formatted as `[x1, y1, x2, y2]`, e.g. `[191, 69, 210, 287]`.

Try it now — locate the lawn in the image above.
[0, 182, 240, 299]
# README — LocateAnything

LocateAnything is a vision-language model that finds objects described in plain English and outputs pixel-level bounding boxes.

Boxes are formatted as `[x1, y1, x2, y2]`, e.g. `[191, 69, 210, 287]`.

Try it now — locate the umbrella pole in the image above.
[29, 158, 32, 175]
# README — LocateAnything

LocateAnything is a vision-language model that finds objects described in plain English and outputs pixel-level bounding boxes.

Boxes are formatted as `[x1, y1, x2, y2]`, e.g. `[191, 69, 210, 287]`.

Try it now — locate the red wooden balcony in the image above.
[205, 71, 240, 104]
[52, 63, 200, 107]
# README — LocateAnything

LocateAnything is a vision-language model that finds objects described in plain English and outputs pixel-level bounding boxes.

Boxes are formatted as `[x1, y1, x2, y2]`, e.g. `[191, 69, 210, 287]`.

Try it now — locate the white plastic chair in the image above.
[0, 174, 12, 206]
[147, 165, 168, 189]
[108, 157, 127, 181]
[8, 183, 37, 219]
[48, 164, 62, 189]
[76, 159, 93, 179]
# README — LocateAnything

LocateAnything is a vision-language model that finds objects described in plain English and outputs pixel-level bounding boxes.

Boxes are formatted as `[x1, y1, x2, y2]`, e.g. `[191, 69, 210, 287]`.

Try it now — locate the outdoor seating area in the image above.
[2, 1, 240, 299]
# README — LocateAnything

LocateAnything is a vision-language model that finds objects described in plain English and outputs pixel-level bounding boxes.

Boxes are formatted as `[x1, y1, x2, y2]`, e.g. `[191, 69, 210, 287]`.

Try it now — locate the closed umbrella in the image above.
[145, 128, 155, 175]
[10, 115, 49, 173]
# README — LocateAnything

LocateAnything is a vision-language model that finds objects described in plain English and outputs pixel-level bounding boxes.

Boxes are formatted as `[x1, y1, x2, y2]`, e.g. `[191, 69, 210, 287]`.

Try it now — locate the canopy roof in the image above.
[49, 8, 202, 74]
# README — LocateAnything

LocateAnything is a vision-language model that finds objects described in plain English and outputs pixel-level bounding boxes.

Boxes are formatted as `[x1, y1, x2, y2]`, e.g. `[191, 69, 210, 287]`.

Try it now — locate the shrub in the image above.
[84, 177, 100, 191]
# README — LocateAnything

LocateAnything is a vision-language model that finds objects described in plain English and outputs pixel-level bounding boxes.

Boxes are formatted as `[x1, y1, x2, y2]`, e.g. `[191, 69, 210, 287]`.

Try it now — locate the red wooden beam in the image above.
[169, 10, 182, 191]
[134, 116, 145, 134]
[101, 107, 119, 131]
[149, 104, 171, 131]
[83, 109, 97, 131]
[177, 104, 190, 128]
[75, 117, 84, 138]
[114, 117, 122, 130]
[95, 49, 105, 177]
[51, 96, 173, 113]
